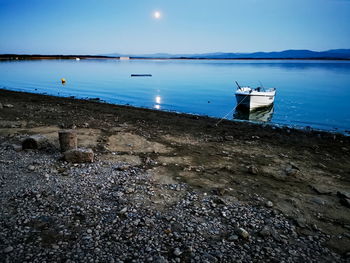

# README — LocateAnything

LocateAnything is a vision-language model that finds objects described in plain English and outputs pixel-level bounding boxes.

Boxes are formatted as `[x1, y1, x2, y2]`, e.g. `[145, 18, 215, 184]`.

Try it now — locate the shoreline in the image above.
[0, 88, 349, 162]
[1, 54, 350, 61]
[1, 89, 350, 260]
[1, 87, 349, 136]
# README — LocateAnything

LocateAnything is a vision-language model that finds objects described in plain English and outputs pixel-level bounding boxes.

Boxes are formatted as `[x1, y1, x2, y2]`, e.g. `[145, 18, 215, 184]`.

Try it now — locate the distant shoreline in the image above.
[1, 54, 350, 61]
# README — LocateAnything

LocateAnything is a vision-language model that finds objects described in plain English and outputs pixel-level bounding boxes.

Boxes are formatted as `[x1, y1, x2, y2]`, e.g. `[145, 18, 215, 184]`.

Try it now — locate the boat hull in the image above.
[235, 90, 275, 110]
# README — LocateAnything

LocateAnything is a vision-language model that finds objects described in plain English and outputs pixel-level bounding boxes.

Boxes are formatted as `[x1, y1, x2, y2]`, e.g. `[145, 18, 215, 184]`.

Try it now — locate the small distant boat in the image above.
[75, 57, 80, 61]
[235, 81, 276, 110]
[131, 74, 152, 77]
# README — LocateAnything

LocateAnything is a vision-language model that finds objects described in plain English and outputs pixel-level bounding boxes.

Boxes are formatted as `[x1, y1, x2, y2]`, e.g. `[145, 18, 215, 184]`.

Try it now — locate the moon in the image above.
[153, 11, 161, 19]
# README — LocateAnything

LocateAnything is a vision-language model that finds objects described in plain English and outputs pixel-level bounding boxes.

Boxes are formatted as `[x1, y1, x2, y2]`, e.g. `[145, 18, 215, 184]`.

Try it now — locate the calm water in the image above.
[1, 59, 350, 133]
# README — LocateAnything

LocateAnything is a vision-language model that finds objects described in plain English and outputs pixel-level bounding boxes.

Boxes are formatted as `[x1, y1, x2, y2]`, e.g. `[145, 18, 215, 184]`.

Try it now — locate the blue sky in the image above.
[0, 0, 349, 55]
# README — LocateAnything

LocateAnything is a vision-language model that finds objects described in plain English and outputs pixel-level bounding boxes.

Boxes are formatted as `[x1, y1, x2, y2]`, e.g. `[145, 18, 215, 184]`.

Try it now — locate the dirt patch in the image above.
[99, 154, 142, 166]
[179, 170, 231, 190]
[162, 134, 202, 145]
[148, 166, 178, 185]
[76, 128, 101, 148]
[157, 156, 193, 166]
[108, 133, 171, 153]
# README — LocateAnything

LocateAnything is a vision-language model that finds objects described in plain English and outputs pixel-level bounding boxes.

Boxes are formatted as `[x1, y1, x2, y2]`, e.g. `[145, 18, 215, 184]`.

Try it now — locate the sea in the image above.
[0, 59, 349, 134]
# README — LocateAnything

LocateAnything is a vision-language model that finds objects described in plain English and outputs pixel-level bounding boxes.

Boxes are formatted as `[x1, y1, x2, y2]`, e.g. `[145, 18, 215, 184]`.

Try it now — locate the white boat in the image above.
[235, 81, 276, 110]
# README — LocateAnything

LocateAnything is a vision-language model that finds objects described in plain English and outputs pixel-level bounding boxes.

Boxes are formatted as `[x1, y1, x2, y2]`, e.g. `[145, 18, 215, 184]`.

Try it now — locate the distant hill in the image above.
[101, 49, 350, 59]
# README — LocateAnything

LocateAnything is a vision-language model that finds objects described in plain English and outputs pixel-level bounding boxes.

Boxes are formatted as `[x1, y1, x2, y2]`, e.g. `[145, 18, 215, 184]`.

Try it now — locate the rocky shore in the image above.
[0, 89, 349, 262]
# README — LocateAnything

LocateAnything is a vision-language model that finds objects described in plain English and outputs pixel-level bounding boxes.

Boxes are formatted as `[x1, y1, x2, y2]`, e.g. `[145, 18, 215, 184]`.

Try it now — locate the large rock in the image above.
[22, 135, 49, 150]
[64, 148, 94, 163]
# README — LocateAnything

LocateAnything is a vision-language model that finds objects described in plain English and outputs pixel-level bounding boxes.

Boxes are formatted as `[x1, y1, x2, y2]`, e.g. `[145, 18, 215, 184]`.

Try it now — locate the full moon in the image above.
[153, 11, 161, 19]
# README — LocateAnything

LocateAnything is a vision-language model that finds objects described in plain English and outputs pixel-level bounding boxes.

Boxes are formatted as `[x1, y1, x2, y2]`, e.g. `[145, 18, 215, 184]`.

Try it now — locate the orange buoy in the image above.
[61, 78, 66, 84]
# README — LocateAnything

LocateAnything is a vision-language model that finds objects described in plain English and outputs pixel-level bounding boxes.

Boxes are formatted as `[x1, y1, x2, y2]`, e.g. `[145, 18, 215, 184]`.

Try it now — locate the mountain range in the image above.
[102, 49, 350, 59]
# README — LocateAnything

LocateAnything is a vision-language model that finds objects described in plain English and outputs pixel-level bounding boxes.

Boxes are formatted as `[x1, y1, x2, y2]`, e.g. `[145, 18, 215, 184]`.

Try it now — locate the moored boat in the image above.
[235, 81, 276, 110]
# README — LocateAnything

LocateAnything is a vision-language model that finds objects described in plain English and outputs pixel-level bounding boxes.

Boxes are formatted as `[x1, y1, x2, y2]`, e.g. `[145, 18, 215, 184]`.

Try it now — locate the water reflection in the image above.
[234, 105, 274, 122]
[154, 95, 162, 109]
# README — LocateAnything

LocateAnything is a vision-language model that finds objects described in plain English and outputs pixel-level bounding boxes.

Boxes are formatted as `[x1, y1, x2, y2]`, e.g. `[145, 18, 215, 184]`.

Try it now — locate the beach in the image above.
[0, 89, 349, 262]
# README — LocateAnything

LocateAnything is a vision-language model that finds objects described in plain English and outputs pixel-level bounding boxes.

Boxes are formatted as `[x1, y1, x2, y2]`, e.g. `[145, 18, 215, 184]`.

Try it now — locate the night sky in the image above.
[0, 0, 349, 55]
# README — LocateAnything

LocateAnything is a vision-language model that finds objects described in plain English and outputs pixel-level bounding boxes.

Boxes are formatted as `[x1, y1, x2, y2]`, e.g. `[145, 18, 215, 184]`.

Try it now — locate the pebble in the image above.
[237, 227, 250, 239]
[224, 136, 234, 141]
[285, 167, 299, 176]
[310, 184, 332, 195]
[173, 248, 182, 256]
[3, 246, 14, 253]
[119, 207, 128, 214]
[266, 201, 274, 208]
[28, 165, 35, 171]
[248, 165, 258, 175]
[187, 226, 194, 233]
[259, 226, 271, 237]
[125, 187, 135, 194]
[311, 197, 326, 206]
[228, 235, 239, 241]
[3, 104, 14, 108]
[12, 144, 22, 152]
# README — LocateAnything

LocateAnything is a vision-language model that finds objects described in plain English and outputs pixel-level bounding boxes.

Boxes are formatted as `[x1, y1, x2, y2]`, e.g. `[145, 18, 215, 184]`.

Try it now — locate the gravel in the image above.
[0, 137, 345, 262]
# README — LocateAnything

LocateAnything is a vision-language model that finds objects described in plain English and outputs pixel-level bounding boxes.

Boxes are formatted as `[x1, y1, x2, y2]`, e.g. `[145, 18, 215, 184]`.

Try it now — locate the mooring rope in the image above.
[214, 94, 249, 127]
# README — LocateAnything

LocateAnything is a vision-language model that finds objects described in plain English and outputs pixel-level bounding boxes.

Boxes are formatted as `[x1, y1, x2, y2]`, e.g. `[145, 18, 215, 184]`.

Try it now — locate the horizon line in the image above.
[1, 48, 350, 57]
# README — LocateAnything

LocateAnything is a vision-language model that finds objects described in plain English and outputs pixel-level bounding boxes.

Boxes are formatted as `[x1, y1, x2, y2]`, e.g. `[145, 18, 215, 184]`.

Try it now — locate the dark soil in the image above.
[1, 88, 350, 257]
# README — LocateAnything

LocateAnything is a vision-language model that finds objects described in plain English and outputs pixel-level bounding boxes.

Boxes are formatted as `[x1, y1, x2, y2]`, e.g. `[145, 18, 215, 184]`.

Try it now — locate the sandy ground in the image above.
[0, 89, 349, 258]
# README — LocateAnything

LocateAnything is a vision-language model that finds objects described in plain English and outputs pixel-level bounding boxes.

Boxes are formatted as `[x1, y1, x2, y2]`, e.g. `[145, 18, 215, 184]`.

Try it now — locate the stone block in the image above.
[64, 148, 94, 163]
